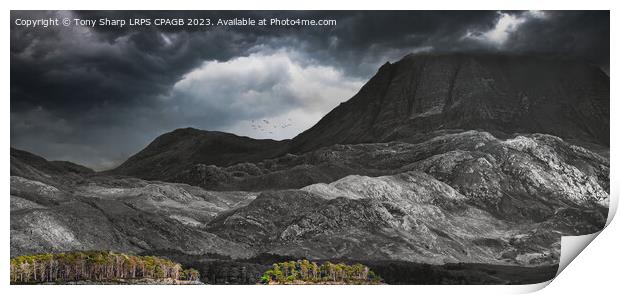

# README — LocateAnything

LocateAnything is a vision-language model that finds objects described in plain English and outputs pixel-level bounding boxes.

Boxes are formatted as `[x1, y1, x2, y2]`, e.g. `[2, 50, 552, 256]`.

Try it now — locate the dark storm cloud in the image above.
[10, 10, 609, 169]
[11, 11, 249, 113]
[503, 11, 610, 73]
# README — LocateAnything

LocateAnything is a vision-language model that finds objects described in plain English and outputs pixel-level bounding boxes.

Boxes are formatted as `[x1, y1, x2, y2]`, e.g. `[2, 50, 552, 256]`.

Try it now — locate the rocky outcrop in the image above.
[202, 170, 596, 265]
[171, 131, 609, 221]
[199, 132, 608, 265]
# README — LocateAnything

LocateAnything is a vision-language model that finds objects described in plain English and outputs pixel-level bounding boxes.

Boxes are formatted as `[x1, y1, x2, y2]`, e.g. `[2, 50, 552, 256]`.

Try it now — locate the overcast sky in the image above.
[10, 11, 609, 170]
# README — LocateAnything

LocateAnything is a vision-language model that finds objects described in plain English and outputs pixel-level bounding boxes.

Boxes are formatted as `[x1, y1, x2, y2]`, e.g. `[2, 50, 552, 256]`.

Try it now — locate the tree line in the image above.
[10, 250, 200, 284]
[260, 260, 382, 284]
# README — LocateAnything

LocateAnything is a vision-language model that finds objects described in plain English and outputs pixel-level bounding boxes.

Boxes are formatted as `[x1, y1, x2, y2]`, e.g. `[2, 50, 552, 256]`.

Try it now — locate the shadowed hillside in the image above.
[292, 54, 609, 152]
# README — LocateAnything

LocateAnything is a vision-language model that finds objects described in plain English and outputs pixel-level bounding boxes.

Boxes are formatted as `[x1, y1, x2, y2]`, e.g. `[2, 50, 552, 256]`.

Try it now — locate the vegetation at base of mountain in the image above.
[260, 260, 382, 284]
[138, 251, 558, 285]
[10, 250, 200, 284]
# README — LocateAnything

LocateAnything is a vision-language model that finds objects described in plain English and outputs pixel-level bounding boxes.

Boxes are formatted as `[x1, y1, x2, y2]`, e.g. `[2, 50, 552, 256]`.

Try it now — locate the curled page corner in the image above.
[605, 185, 618, 227]
[556, 232, 600, 275]
[524, 190, 617, 292]
[505, 280, 553, 294]
[519, 227, 606, 293]
[554, 188, 617, 277]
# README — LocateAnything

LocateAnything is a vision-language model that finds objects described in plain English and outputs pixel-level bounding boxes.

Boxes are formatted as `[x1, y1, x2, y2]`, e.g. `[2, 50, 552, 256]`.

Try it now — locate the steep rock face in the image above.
[109, 128, 289, 180]
[291, 54, 609, 152]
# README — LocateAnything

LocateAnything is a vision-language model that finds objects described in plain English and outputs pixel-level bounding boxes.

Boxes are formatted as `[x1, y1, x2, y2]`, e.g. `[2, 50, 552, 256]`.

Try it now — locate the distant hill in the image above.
[10, 147, 94, 185]
[10, 148, 257, 259]
[108, 128, 289, 181]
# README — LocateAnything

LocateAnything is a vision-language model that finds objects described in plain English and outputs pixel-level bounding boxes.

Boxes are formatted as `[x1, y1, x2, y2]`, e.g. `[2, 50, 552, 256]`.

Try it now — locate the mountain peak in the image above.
[291, 54, 609, 152]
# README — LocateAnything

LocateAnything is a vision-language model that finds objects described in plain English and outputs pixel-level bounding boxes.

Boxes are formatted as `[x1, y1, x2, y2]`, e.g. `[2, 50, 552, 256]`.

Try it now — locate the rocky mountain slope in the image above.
[11, 129, 608, 266]
[172, 130, 609, 218]
[291, 54, 609, 152]
[200, 131, 608, 265]
[10, 148, 257, 258]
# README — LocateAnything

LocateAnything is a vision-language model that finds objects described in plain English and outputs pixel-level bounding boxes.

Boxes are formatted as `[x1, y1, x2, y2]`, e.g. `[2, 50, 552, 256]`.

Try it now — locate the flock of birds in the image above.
[250, 118, 294, 134]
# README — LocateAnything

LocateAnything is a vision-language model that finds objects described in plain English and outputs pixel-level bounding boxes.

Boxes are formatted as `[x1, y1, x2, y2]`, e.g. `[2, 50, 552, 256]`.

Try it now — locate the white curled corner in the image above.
[516, 181, 618, 294]
[555, 181, 618, 277]
[555, 176, 618, 276]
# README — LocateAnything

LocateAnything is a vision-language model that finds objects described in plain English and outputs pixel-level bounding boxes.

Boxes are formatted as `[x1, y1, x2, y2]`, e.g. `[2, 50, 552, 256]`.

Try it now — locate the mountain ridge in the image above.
[107, 53, 609, 181]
